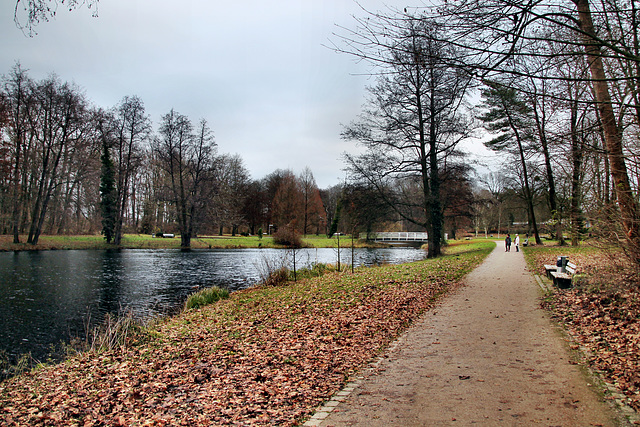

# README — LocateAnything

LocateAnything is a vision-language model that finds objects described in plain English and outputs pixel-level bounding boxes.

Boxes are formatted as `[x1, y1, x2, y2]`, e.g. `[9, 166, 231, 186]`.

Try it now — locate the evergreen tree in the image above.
[479, 81, 542, 244]
[328, 198, 343, 238]
[100, 139, 117, 244]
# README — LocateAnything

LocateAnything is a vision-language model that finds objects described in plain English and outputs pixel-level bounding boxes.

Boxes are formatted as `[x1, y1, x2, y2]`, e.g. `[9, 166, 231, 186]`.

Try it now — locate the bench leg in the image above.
[558, 278, 571, 289]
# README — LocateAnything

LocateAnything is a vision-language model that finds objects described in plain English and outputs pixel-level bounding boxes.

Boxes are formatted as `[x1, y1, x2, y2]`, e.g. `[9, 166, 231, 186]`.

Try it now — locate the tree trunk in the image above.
[426, 69, 442, 257]
[570, 129, 584, 246]
[11, 136, 22, 244]
[531, 94, 562, 244]
[27, 142, 51, 245]
[574, 0, 640, 262]
[569, 98, 584, 246]
[502, 99, 542, 245]
[30, 132, 66, 245]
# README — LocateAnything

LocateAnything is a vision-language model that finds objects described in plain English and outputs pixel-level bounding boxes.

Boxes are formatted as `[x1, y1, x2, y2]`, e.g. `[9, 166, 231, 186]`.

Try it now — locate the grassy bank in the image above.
[523, 243, 640, 412]
[0, 240, 494, 426]
[0, 233, 381, 251]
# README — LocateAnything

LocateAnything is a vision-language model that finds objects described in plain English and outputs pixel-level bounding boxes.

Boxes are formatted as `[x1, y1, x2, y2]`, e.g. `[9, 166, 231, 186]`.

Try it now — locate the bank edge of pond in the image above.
[0, 234, 390, 252]
[0, 240, 495, 426]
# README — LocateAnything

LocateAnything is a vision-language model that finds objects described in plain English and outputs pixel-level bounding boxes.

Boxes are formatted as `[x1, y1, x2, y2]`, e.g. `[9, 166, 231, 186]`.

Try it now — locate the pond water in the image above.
[0, 247, 426, 362]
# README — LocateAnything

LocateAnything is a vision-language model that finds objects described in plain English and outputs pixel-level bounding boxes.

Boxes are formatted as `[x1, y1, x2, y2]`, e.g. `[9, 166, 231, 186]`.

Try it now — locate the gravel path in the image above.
[310, 242, 625, 426]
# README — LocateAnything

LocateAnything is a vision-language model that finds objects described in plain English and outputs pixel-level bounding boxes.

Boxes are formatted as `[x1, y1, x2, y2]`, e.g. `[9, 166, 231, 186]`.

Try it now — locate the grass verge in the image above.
[184, 286, 230, 310]
[0, 233, 380, 251]
[0, 239, 494, 426]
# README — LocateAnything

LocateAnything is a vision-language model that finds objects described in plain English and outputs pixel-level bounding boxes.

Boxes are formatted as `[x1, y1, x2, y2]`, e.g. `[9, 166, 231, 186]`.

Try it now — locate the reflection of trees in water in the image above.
[98, 250, 125, 317]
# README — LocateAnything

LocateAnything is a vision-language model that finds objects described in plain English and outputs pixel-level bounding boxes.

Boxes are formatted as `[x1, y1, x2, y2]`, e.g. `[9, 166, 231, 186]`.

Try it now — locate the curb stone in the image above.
[303, 337, 405, 426]
[302, 378, 363, 427]
[534, 273, 552, 294]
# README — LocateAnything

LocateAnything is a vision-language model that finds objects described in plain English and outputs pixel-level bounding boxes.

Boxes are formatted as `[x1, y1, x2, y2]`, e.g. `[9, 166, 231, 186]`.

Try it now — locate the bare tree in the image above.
[472, 186, 494, 238]
[435, 0, 640, 262]
[1, 66, 104, 241]
[319, 183, 343, 237]
[2, 64, 31, 243]
[441, 163, 475, 240]
[154, 111, 216, 249]
[481, 172, 507, 237]
[298, 167, 325, 236]
[110, 96, 150, 245]
[271, 170, 304, 233]
[338, 13, 473, 257]
[25, 75, 88, 244]
[241, 179, 267, 236]
[211, 153, 249, 236]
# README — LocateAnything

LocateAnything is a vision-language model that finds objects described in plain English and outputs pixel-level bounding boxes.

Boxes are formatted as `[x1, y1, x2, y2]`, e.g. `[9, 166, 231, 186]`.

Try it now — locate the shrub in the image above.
[255, 252, 289, 286]
[0, 351, 32, 382]
[88, 312, 144, 353]
[273, 226, 303, 248]
[263, 266, 290, 287]
[185, 286, 230, 310]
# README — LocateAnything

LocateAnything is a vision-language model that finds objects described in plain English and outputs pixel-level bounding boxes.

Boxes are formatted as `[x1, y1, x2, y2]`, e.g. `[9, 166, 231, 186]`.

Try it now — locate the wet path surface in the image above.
[314, 243, 623, 426]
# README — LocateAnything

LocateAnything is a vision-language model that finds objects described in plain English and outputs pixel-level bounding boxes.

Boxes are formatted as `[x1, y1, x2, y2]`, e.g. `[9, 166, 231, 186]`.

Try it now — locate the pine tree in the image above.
[479, 81, 541, 244]
[328, 198, 343, 238]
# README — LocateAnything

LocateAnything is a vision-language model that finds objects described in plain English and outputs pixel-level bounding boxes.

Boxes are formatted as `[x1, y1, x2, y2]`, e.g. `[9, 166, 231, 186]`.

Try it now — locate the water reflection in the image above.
[0, 247, 425, 362]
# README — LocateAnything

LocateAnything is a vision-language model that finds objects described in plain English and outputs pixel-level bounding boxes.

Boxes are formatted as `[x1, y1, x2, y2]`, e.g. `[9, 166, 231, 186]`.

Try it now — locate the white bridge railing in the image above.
[363, 232, 429, 242]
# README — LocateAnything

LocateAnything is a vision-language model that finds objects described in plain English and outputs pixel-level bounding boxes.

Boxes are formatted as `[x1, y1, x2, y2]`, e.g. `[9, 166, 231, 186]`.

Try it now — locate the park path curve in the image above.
[311, 242, 624, 426]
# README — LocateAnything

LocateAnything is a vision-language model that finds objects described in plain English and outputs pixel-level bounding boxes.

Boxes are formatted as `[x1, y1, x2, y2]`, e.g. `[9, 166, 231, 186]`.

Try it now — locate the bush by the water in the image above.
[185, 286, 230, 310]
[273, 226, 303, 248]
[263, 266, 290, 287]
[0, 351, 31, 382]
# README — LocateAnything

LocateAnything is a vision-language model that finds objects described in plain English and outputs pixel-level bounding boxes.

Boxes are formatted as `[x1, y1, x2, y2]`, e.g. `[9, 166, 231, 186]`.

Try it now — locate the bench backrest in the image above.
[566, 262, 577, 274]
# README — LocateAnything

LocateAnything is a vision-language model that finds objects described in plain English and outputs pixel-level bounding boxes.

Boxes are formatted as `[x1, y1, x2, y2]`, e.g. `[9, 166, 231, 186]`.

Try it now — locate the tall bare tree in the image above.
[299, 167, 325, 235]
[111, 95, 150, 245]
[3, 64, 31, 243]
[271, 170, 304, 232]
[211, 153, 249, 236]
[154, 111, 215, 249]
[25, 75, 87, 244]
[338, 14, 472, 257]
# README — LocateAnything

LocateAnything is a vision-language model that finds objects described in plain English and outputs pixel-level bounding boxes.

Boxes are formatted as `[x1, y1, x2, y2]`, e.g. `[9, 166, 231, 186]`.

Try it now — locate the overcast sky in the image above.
[2, 0, 496, 188]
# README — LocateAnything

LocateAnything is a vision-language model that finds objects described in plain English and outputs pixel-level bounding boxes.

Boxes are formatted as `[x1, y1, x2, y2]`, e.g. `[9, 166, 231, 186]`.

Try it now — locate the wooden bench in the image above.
[544, 263, 557, 279]
[549, 261, 577, 289]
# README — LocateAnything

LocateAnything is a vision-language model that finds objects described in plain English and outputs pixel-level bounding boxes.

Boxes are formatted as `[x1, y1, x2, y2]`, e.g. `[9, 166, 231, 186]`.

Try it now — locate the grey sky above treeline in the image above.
[2, 0, 496, 188]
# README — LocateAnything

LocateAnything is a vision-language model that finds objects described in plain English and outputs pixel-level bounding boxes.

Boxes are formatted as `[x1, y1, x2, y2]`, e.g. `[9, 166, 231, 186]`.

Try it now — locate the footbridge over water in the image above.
[363, 232, 429, 244]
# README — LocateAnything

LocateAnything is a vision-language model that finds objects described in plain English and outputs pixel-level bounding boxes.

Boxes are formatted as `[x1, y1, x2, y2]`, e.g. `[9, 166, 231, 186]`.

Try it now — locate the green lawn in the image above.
[0, 233, 377, 251]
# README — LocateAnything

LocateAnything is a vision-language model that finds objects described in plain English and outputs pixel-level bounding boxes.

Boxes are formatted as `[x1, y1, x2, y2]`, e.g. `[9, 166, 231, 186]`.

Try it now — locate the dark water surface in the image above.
[0, 247, 426, 362]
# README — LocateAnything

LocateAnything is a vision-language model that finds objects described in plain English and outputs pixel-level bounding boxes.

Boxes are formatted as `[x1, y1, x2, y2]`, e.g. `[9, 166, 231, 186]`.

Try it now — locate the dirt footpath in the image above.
[313, 243, 625, 426]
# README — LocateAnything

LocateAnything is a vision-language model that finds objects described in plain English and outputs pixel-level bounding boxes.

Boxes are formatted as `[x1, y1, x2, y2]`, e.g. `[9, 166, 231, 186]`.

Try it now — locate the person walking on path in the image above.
[313, 242, 621, 426]
[515, 234, 520, 252]
[505, 233, 511, 252]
